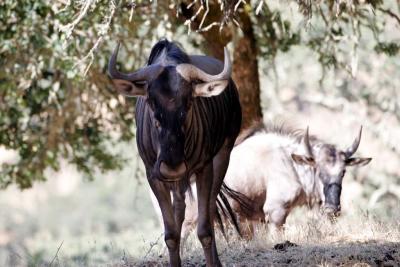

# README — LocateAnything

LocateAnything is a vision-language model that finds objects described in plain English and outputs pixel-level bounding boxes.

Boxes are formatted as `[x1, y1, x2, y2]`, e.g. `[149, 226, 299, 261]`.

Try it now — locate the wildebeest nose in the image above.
[323, 203, 341, 218]
[159, 161, 187, 182]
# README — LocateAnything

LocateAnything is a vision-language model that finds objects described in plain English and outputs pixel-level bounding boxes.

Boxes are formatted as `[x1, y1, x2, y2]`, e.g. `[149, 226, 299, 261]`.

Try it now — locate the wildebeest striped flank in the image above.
[108, 39, 241, 267]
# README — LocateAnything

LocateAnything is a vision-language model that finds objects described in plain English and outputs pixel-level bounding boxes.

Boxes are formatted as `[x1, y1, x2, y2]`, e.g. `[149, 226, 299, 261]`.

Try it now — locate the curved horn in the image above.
[345, 126, 363, 158]
[304, 127, 314, 158]
[108, 42, 164, 81]
[176, 47, 232, 82]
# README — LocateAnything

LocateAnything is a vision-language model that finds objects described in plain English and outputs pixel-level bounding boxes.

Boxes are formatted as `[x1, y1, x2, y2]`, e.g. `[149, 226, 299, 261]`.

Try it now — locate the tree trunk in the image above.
[231, 9, 263, 129]
[177, 3, 263, 129]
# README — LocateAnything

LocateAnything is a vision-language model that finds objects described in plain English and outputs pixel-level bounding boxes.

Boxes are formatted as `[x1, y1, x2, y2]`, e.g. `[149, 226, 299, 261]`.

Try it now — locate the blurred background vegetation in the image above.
[0, 0, 399, 265]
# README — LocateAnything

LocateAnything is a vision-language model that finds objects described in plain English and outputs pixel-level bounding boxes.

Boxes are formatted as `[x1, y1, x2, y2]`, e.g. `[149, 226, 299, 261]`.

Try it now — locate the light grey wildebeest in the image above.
[154, 122, 372, 238]
[108, 39, 242, 267]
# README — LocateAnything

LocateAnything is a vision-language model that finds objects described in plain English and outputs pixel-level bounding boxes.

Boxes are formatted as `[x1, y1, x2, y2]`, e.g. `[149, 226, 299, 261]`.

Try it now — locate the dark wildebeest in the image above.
[108, 40, 241, 266]
[170, 123, 372, 238]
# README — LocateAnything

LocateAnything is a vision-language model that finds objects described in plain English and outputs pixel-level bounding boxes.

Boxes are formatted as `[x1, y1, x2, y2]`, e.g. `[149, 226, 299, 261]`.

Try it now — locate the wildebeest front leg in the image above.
[196, 162, 219, 266]
[148, 178, 181, 267]
[172, 188, 186, 249]
[264, 204, 289, 235]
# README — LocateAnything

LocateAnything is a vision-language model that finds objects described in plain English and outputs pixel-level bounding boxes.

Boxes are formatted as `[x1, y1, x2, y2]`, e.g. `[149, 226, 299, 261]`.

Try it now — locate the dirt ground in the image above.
[131, 212, 400, 267]
[133, 240, 400, 267]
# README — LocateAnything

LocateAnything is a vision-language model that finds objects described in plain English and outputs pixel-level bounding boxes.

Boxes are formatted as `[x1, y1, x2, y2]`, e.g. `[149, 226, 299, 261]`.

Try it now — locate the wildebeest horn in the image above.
[345, 126, 362, 158]
[176, 47, 232, 82]
[108, 42, 164, 82]
[304, 127, 314, 158]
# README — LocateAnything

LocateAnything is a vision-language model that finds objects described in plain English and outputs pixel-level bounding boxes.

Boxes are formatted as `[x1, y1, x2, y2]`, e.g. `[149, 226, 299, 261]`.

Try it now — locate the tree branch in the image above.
[378, 7, 400, 26]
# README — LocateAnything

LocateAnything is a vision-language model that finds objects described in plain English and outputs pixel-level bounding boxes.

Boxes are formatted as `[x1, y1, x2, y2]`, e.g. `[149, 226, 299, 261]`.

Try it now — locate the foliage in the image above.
[1, 0, 399, 188]
[0, 0, 155, 188]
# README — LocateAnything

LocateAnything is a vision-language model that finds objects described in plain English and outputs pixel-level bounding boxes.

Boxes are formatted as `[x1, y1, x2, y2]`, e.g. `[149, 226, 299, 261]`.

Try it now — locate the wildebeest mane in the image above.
[235, 121, 316, 146]
[147, 39, 190, 65]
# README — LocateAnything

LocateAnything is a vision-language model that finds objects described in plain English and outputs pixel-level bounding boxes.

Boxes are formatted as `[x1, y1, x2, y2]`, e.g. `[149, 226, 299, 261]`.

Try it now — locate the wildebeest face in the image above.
[314, 145, 346, 216]
[291, 127, 372, 217]
[108, 44, 232, 181]
[147, 67, 191, 181]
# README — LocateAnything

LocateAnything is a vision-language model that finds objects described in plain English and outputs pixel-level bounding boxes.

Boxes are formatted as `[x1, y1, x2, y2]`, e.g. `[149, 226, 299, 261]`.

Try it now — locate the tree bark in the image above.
[177, 3, 263, 129]
[231, 9, 263, 129]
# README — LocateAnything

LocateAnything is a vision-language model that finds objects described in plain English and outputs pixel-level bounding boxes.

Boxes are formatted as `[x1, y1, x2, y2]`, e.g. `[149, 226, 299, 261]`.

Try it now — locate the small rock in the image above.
[273, 241, 298, 251]
[384, 253, 395, 261]
[374, 258, 383, 265]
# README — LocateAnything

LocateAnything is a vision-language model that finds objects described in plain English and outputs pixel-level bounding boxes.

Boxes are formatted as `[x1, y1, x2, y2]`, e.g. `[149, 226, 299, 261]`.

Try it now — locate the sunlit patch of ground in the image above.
[0, 160, 162, 267]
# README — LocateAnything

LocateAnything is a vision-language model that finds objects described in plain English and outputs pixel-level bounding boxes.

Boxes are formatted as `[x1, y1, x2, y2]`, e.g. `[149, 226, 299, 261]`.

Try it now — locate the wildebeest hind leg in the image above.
[196, 162, 219, 267]
[209, 143, 235, 266]
[148, 178, 181, 267]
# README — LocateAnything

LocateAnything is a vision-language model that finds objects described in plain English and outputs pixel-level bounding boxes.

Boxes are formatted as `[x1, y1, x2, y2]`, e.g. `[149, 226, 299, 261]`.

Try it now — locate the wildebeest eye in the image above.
[340, 170, 346, 177]
[155, 119, 161, 129]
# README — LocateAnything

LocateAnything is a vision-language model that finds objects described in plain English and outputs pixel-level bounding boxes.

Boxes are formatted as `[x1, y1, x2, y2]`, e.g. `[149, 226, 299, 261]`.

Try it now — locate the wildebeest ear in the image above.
[193, 80, 229, 97]
[111, 79, 147, 97]
[345, 157, 372, 166]
[291, 154, 316, 166]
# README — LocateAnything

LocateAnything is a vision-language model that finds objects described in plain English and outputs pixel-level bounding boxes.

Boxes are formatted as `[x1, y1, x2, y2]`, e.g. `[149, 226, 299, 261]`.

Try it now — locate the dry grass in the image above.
[131, 210, 400, 267]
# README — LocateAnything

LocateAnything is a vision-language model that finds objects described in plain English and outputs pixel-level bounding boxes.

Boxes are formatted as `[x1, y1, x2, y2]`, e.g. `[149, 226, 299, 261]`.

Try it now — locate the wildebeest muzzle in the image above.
[323, 182, 342, 217]
[158, 160, 187, 182]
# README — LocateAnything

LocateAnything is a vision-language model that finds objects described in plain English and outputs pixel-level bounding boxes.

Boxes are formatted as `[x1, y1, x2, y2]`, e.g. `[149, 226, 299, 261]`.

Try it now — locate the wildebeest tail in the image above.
[220, 182, 254, 219]
[215, 198, 228, 239]
[216, 186, 243, 238]
[214, 182, 254, 239]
